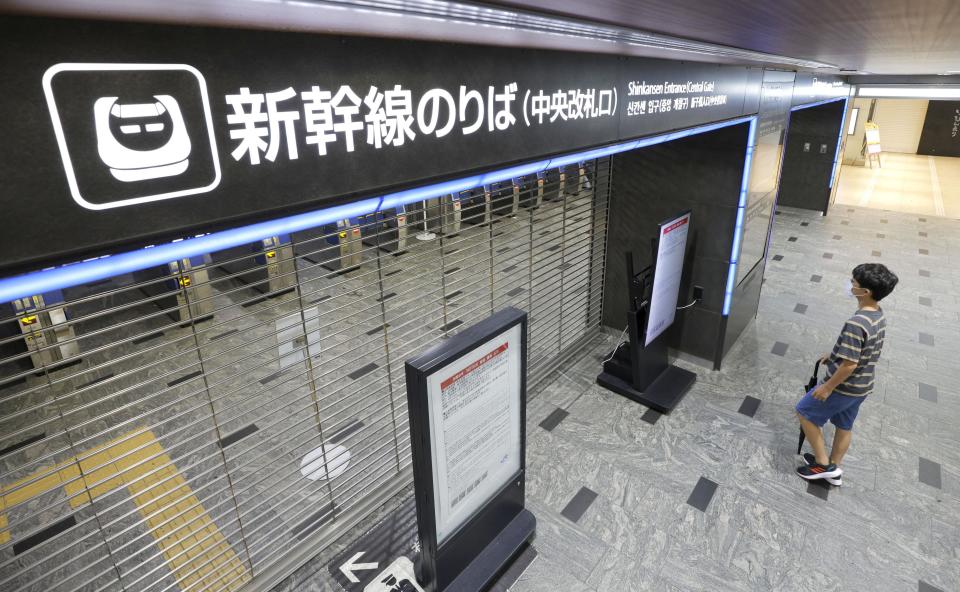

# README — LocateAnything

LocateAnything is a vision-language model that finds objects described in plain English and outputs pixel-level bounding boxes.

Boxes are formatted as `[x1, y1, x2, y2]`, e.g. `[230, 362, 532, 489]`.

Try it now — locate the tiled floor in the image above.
[835, 152, 960, 219]
[272, 204, 959, 592]
[515, 205, 960, 592]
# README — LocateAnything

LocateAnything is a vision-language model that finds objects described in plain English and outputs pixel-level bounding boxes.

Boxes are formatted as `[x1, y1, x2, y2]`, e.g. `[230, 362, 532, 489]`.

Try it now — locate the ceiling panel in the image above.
[485, 0, 960, 74]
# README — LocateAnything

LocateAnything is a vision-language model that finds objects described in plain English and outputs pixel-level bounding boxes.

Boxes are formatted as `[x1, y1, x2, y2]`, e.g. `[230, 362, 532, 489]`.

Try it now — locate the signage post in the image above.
[864, 122, 883, 168]
[597, 211, 697, 413]
[404, 307, 534, 592]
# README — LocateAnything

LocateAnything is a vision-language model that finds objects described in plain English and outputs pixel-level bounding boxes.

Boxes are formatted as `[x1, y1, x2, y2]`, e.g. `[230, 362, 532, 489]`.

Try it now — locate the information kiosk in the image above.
[404, 307, 535, 592]
[597, 211, 697, 413]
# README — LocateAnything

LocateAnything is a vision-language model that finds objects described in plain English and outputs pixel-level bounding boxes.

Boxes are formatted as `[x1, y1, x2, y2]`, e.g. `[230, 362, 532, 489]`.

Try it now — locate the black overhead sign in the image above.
[1, 16, 760, 273]
[791, 73, 850, 106]
[917, 101, 960, 158]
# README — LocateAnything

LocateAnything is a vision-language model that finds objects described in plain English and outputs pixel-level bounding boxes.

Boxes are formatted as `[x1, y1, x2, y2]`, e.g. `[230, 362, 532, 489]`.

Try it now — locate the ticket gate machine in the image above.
[331, 219, 363, 270]
[259, 235, 297, 294]
[293, 218, 363, 273]
[569, 162, 590, 194]
[489, 179, 520, 217]
[360, 207, 413, 253]
[460, 186, 492, 226]
[517, 173, 545, 210]
[212, 235, 297, 296]
[440, 194, 462, 235]
[542, 168, 563, 202]
[578, 161, 593, 193]
[11, 290, 81, 371]
[133, 255, 215, 325]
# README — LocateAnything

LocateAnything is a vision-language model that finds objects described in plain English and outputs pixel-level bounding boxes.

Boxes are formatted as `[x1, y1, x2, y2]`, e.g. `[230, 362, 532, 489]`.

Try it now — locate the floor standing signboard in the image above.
[404, 307, 535, 592]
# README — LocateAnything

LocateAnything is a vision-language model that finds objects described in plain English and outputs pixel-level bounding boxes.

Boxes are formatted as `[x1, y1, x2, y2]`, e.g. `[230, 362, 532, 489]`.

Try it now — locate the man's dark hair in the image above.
[853, 263, 898, 301]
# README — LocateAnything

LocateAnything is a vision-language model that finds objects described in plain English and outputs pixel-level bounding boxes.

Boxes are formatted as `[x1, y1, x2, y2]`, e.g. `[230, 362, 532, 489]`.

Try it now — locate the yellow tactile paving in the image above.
[0, 428, 250, 592]
[0, 499, 8, 545]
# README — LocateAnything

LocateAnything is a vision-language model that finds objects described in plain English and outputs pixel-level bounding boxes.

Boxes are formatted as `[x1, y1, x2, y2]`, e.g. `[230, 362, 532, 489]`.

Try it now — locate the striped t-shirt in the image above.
[825, 308, 886, 397]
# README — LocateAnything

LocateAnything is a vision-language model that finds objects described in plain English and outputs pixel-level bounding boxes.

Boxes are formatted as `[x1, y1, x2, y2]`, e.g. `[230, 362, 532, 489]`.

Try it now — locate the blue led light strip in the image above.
[828, 96, 851, 189]
[789, 96, 846, 112]
[722, 116, 759, 317]
[0, 116, 754, 303]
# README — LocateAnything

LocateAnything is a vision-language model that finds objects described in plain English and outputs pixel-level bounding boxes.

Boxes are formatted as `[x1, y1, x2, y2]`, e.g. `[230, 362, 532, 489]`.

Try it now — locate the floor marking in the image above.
[560, 487, 598, 523]
[0, 503, 7, 545]
[0, 432, 46, 457]
[0, 429, 251, 590]
[538, 408, 569, 432]
[219, 424, 260, 449]
[928, 156, 946, 217]
[687, 477, 719, 512]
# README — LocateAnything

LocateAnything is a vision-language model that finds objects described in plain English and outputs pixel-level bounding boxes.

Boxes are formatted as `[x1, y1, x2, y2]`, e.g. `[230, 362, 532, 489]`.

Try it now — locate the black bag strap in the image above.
[798, 360, 823, 454]
[804, 360, 822, 392]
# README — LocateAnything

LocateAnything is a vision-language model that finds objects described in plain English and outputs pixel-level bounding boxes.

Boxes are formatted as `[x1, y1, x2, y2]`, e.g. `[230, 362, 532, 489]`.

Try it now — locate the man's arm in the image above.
[813, 360, 857, 400]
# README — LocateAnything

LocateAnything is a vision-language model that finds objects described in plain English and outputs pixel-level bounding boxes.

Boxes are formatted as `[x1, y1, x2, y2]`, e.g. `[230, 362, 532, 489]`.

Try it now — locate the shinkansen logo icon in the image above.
[43, 63, 220, 210]
[94, 95, 191, 182]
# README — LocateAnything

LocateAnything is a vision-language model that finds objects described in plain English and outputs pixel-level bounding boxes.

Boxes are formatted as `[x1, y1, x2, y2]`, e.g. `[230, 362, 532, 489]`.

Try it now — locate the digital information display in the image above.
[645, 212, 691, 346]
[425, 324, 523, 544]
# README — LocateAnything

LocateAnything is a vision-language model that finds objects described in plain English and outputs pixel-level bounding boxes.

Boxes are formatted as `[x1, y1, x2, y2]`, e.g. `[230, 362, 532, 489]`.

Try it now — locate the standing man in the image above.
[795, 263, 899, 484]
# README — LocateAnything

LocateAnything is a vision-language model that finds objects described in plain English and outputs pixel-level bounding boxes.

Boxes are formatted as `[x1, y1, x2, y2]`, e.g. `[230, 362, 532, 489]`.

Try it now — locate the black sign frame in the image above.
[403, 307, 531, 592]
[1, 15, 762, 274]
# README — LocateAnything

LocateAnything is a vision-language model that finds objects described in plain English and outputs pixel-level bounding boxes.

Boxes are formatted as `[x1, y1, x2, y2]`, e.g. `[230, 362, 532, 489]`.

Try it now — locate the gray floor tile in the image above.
[770, 342, 789, 356]
[919, 458, 943, 489]
[918, 383, 939, 403]
[561, 487, 599, 523]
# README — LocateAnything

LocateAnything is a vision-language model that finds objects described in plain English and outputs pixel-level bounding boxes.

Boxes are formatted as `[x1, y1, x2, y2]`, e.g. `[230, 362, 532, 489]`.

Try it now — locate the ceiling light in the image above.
[858, 86, 960, 98]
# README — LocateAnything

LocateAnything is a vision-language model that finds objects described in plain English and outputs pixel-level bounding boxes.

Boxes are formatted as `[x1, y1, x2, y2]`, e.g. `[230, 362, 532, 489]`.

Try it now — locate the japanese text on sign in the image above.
[624, 79, 727, 118]
[426, 324, 522, 544]
[226, 83, 618, 165]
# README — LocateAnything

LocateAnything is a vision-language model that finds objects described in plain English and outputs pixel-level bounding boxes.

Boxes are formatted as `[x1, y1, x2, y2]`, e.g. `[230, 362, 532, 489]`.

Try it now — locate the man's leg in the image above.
[830, 428, 852, 466]
[798, 414, 830, 466]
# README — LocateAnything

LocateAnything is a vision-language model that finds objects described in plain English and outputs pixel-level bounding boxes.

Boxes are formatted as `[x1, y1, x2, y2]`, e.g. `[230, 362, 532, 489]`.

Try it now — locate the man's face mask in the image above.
[845, 279, 868, 298]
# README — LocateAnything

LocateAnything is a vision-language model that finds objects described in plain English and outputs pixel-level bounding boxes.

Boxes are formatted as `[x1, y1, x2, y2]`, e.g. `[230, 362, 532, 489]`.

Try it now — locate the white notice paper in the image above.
[645, 213, 691, 346]
[425, 324, 522, 544]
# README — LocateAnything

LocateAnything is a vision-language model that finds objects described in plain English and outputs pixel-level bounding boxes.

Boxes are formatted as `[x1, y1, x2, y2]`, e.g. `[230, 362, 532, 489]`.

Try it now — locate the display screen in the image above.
[645, 212, 691, 346]
[425, 324, 523, 544]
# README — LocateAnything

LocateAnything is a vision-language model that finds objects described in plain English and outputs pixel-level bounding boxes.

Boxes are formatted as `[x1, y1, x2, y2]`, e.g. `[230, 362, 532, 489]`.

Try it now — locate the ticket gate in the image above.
[542, 168, 563, 202]
[579, 161, 593, 193]
[359, 207, 413, 253]
[460, 186, 492, 226]
[133, 255, 215, 325]
[516, 174, 544, 210]
[489, 179, 519, 217]
[440, 194, 462, 235]
[330, 219, 363, 270]
[212, 235, 297, 296]
[569, 162, 590, 194]
[11, 290, 81, 371]
[563, 164, 582, 196]
[0, 303, 32, 376]
[294, 219, 363, 273]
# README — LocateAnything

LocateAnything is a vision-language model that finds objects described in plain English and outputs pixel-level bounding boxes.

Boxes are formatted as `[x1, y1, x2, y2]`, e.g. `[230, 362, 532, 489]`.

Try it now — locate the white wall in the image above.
[843, 98, 871, 163]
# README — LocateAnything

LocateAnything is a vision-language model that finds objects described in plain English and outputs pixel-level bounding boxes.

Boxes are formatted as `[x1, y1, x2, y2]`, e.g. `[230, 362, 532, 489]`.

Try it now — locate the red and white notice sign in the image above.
[426, 324, 522, 544]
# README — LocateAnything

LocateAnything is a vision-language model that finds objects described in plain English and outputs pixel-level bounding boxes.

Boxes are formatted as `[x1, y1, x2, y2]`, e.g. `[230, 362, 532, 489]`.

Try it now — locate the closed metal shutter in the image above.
[0, 157, 610, 592]
[873, 99, 929, 154]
